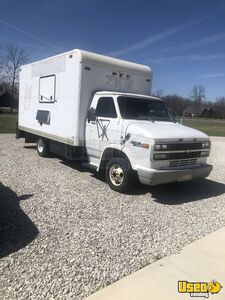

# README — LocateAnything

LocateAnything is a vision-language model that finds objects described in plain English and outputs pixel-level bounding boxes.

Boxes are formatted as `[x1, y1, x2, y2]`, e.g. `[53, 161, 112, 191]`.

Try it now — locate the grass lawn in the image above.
[0, 113, 224, 137]
[0, 114, 18, 133]
[183, 118, 225, 137]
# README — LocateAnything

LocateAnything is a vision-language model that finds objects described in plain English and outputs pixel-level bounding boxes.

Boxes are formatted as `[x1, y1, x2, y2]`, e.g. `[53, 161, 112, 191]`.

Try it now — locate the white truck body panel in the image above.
[19, 49, 152, 146]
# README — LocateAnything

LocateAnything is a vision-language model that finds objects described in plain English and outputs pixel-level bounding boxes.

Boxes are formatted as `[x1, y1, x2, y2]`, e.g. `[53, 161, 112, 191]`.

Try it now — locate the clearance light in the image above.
[141, 143, 149, 149]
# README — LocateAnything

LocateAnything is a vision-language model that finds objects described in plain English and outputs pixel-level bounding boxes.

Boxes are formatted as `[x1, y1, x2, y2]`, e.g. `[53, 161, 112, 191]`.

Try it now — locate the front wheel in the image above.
[37, 138, 50, 157]
[105, 158, 133, 193]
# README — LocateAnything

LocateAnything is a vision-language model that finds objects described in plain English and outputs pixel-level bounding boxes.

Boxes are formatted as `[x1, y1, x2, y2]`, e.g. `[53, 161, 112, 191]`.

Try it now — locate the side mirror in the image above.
[88, 107, 96, 122]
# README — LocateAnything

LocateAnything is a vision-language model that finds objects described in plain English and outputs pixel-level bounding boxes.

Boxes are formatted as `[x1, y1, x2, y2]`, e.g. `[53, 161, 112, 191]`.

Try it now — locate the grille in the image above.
[164, 143, 203, 151]
[166, 151, 201, 159]
[169, 158, 197, 168]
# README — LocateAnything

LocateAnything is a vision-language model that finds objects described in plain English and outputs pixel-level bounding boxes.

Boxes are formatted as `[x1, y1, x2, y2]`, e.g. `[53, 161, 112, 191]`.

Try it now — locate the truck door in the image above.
[85, 96, 121, 159]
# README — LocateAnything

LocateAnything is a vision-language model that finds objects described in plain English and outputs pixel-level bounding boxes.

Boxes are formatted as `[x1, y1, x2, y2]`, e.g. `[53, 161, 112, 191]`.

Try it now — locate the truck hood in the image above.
[124, 121, 209, 141]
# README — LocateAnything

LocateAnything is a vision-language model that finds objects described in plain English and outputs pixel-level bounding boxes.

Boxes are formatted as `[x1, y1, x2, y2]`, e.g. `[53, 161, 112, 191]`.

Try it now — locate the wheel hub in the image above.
[109, 164, 124, 186]
[38, 140, 44, 153]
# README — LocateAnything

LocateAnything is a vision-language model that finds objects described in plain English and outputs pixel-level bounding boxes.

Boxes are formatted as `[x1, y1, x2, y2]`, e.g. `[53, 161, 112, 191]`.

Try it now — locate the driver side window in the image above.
[96, 97, 117, 118]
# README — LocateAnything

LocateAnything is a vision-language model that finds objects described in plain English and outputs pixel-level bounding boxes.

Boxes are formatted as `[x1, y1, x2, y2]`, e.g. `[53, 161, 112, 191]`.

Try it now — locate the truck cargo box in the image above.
[19, 49, 152, 146]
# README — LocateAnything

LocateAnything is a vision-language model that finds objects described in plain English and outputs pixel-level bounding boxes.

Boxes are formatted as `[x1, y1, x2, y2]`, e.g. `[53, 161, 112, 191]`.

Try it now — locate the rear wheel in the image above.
[37, 138, 50, 157]
[105, 158, 133, 193]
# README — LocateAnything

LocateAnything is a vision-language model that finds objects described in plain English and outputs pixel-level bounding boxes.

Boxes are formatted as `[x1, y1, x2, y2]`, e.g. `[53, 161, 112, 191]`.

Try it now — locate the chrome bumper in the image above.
[137, 164, 213, 186]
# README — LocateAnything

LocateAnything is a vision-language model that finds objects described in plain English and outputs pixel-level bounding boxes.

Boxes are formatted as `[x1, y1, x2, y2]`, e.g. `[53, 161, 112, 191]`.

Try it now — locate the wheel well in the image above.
[99, 148, 130, 170]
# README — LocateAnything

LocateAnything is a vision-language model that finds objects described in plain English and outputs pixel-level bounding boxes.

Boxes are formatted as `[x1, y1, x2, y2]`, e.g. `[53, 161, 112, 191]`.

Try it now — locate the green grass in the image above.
[0, 113, 224, 137]
[183, 118, 225, 137]
[0, 114, 18, 133]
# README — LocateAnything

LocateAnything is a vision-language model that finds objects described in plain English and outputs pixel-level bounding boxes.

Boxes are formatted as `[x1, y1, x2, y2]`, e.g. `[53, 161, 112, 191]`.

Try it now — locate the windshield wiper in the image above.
[135, 115, 155, 123]
[146, 117, 155, 123]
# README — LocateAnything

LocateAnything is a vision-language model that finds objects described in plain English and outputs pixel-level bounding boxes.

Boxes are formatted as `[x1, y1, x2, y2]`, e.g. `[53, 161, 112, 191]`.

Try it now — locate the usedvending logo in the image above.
[178, 280, 222, 298]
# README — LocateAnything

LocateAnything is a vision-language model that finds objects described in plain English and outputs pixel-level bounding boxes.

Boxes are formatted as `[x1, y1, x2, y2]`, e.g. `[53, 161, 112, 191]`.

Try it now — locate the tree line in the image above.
[154, 86, 225, 119]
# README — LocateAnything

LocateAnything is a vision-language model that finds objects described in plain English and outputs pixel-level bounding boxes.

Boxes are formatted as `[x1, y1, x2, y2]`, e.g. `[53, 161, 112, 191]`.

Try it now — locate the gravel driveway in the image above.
[0, 135, 225, 300]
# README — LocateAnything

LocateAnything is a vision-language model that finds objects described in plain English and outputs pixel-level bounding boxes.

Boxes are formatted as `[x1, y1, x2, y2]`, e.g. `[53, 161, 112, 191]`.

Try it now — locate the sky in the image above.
[0, 0, 225, 100]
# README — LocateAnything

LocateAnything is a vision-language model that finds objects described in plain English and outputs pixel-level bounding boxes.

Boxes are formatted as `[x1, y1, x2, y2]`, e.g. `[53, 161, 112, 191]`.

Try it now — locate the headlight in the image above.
[154, 144, 168, 151]
[153, 153, 168, 160]
[154, 144, 161, 150]
[202, 141, 211, 149]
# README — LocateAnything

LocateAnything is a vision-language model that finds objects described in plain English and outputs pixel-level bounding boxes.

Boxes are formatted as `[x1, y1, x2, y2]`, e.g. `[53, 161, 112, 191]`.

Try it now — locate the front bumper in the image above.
[137, 164, 213, 186]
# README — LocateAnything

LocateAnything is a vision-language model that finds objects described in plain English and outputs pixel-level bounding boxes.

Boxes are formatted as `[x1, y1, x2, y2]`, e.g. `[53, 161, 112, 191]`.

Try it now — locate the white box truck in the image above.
[17, 49, 212, 192]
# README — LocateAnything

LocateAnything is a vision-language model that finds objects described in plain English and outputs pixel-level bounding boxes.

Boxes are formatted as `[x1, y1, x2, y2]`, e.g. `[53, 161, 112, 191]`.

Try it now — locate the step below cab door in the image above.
[85, 96, 121, 160]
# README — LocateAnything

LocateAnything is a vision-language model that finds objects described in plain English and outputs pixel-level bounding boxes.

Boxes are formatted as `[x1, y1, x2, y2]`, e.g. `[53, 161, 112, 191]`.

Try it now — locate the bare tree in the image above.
[216, 97, 225, 119]
[0, 46, 4, 83]
[191, 85, 206, 104]
[153, 89, 164, 98]
[2, 44, 28, 112]
[163, 94, 191, 116]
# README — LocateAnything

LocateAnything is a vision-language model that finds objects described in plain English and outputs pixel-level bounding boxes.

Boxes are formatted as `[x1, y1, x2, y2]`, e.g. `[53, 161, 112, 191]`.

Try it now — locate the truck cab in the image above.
[85, 91, 212, 192]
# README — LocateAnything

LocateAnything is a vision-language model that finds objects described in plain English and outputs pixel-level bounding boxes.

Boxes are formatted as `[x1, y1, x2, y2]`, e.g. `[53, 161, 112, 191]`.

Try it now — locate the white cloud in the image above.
[109, 24, 189, 57]
[159, 46, 176, 54]
[0, 37, 48, 49]
[0, 20, 61, 50]
[148, 58, 163, 64]
[150, 53, 225, 64]
[180, 32, 225, 50]
[198, 73, 225, 79]
[160, 32, 225, 53]
[108, 10, 223, 57]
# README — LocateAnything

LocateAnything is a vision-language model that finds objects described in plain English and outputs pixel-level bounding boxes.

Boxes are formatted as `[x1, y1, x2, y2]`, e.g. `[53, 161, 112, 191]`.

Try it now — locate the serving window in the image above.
[39, 75, 56, 103]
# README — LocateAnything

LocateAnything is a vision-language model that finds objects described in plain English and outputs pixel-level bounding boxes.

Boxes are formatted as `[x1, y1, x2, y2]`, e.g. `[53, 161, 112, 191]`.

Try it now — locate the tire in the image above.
[105, 158, 134, 193]
[37, 138, 50, 157]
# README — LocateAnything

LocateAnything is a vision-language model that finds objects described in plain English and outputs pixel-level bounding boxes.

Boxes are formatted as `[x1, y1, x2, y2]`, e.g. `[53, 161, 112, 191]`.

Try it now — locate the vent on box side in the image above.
[36, 110, 50, 125]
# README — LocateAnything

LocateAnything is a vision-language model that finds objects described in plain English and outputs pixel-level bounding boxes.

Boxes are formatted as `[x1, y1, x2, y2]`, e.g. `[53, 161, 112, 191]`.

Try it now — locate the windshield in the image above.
[117, 96, 175, 122]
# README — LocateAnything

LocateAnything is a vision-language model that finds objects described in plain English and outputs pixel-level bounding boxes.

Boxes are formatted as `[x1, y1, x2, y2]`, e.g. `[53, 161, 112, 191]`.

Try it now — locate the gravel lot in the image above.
[0, 134, 225, 300]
